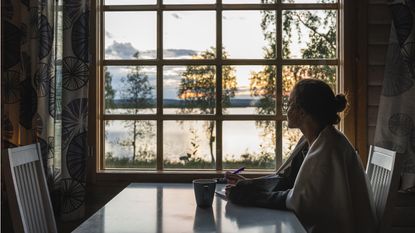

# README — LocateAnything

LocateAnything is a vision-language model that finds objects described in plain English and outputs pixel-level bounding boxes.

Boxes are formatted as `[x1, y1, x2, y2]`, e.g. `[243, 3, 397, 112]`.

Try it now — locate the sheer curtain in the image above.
[374, 0, 415, 193]
[2, 0, 90, 220]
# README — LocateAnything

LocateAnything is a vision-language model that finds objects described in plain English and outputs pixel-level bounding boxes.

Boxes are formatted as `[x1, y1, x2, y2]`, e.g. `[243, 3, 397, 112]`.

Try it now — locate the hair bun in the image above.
[335, 94, 347, 112]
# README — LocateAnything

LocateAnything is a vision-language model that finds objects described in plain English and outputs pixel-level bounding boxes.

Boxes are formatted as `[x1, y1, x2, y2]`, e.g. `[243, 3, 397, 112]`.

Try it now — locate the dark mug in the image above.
[193, 179, 217, 208]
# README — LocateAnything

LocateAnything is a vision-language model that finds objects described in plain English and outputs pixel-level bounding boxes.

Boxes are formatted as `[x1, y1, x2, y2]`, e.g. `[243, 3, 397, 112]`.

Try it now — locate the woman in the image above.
[225, 79, 377, 233]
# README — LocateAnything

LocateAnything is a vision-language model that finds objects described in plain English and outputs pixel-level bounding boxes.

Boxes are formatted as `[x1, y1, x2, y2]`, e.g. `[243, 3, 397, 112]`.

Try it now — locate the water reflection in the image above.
[193, 207, 216, 232]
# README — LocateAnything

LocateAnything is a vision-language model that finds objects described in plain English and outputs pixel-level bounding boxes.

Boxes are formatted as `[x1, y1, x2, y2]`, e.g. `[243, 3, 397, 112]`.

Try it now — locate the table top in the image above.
[73, 183, 306, 233]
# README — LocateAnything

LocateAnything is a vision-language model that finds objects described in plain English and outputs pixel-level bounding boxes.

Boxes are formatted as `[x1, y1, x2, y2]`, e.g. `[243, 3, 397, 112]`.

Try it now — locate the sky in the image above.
[104, 7, 334, 99]
[104, 10, 275, 99]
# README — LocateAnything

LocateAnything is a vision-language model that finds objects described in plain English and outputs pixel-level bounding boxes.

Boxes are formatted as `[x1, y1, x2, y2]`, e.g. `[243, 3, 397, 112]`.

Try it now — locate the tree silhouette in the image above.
[177, 48, 237, 163]
[104, 67, 116, 141]
[248, 0, 337, 160]
[104, 67, 116, 110]
[252, 0, 336, 116]
[118, 52, 155, 161]
[250, 0, 337, 112]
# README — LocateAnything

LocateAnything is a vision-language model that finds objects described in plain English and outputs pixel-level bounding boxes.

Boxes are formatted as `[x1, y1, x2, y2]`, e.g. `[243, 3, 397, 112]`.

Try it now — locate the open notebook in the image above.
[215, 190, 227, 200]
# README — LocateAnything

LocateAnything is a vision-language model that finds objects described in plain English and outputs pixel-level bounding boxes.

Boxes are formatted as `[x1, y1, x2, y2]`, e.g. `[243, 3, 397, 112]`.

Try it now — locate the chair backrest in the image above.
[3, 143, 57, 233]
[366, 145, 400, 233]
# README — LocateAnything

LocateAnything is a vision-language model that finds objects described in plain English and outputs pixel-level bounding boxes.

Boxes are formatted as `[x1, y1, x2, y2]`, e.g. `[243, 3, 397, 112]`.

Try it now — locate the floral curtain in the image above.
[2, 0, 90, 220]
[374, 0, 415, 193]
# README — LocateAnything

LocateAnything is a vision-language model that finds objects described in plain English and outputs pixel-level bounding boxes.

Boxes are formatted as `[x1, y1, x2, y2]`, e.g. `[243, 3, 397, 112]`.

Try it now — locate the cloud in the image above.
[163, 77, 180, 87]
[163, 49, 197, 59]
[163, 66, 185, 76]
[105, 41, 138, 59]
[105, 42, 198, 60]
[103, 46, 200, 99]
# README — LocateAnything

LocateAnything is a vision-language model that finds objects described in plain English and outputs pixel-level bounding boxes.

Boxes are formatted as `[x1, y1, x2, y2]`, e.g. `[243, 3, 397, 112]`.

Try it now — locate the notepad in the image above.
[215, 190, 227, 200]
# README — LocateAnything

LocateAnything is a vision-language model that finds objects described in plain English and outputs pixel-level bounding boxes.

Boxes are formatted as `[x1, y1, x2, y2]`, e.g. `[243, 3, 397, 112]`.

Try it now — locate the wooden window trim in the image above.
[339, 0, 368, 164]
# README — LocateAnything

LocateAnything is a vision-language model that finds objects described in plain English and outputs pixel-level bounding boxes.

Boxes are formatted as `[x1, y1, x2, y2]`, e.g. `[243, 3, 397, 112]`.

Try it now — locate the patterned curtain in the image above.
[374, 0, 415, 193]
[2, 0, 90, 220]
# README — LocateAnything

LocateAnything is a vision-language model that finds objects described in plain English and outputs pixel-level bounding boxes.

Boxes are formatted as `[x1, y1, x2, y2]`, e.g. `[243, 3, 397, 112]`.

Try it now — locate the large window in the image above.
[98, 0, 339, 172]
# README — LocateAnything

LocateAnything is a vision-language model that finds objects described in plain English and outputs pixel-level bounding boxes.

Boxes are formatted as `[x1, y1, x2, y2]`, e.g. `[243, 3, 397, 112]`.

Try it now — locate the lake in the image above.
[104, 107, 302, 164]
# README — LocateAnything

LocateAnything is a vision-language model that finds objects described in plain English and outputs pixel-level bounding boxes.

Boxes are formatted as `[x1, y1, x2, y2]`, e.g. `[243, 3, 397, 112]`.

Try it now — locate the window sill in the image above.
[93, 170, 274, 184]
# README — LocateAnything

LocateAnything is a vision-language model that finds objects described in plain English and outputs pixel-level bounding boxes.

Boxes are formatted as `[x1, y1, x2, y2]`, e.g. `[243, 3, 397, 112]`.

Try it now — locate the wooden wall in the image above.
[367, 2, 415, 233]
[367, 0, 390, 146]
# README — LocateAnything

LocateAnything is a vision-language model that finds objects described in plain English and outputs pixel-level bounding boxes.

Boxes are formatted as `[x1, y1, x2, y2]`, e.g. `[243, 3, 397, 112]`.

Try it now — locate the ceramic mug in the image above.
[193, 179, 217, 208]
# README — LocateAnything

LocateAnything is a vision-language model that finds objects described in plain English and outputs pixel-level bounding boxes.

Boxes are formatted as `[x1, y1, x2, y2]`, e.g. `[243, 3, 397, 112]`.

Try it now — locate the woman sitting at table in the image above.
[225, 79, 377, 233]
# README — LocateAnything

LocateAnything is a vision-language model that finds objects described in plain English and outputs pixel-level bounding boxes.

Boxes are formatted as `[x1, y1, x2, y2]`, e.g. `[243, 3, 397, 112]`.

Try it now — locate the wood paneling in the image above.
[368, 24, 391, 45]
[366, 2, 415, 231]
[368, 86, 382, 107]
[367, 1, 389, 148]
[368, 65, 386, 86]
[368, 45, 388, 65]
[368, 106, 379, 127]
[368, 3, 391, 24]
[368, 126, 376, 146]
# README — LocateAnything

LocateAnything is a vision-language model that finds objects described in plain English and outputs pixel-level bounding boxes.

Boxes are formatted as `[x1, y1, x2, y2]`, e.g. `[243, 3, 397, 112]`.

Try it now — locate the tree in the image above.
[104, 66, 116, 110]
[248, 0, 337, 160]
[118, 52, 155, 161]
[282, 4, 337, 90]
[250, 0, 337, 111]
[177, 48, 237, 163]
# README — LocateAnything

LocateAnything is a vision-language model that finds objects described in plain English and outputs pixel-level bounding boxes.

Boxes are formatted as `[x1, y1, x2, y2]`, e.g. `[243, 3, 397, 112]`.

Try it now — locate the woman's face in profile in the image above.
[287, 90, 301, 129]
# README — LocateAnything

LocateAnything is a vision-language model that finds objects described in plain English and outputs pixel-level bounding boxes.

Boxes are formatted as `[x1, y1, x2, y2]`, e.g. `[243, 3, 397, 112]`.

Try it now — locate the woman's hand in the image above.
[225, 171, 247, 185]
[225, 184, 235, 198]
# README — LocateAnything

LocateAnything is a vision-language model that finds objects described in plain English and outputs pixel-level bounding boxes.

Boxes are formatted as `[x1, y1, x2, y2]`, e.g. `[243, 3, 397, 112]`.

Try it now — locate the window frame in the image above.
[88, 0, 365, 183]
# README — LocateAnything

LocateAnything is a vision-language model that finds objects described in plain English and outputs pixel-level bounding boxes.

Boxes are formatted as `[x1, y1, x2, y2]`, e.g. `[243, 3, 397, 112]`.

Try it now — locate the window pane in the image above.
[282, 0, 336, 3]
[164, 121, 216, 169]
[282, 10, 337, 59]
[104, 120, 156, 169]
[282, 65, 337, 114]
[105, 12, 156, 59]
[223, 121, 275, 169]
[223, 11, 276, 59]
[105, 0, 156, 4]
[282, 121, 303, 163]
[104, 66, 156, 114]
[164, 11, 215, 59]
[164, 66, 216, 114]
[223, 0, 276, 3]
[164, 0, 215, 4]
[224, 66, 276, 115]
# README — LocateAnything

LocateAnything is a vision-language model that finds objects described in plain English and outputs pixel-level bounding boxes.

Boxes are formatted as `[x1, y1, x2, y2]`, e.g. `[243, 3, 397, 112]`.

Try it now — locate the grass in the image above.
[104, 155, 275, 169]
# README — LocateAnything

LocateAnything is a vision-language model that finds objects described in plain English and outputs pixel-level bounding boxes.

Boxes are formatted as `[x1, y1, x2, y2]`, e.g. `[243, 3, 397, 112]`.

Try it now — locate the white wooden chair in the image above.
[3, 143, 57, 233]
[366, 145, 400, 233]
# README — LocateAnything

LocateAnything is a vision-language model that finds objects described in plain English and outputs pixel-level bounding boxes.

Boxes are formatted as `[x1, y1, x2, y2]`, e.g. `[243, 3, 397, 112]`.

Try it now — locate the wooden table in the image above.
[73, 183, 306, 233]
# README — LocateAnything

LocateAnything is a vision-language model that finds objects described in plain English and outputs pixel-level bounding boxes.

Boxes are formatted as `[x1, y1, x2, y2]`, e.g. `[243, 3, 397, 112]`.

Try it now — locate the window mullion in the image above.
[157, 0, 163, 171]
[276, 0, 283, 170]
[216, 0, 223, 171]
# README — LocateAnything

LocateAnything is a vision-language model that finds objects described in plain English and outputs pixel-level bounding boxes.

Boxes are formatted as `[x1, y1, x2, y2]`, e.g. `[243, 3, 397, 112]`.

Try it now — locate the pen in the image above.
[232, 166, 245, 174]
[216, 167, 246, 183]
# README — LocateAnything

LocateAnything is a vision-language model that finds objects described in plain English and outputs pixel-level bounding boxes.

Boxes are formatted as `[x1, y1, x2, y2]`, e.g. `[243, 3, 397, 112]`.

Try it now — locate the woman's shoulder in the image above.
[315, 126, 356, 155]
